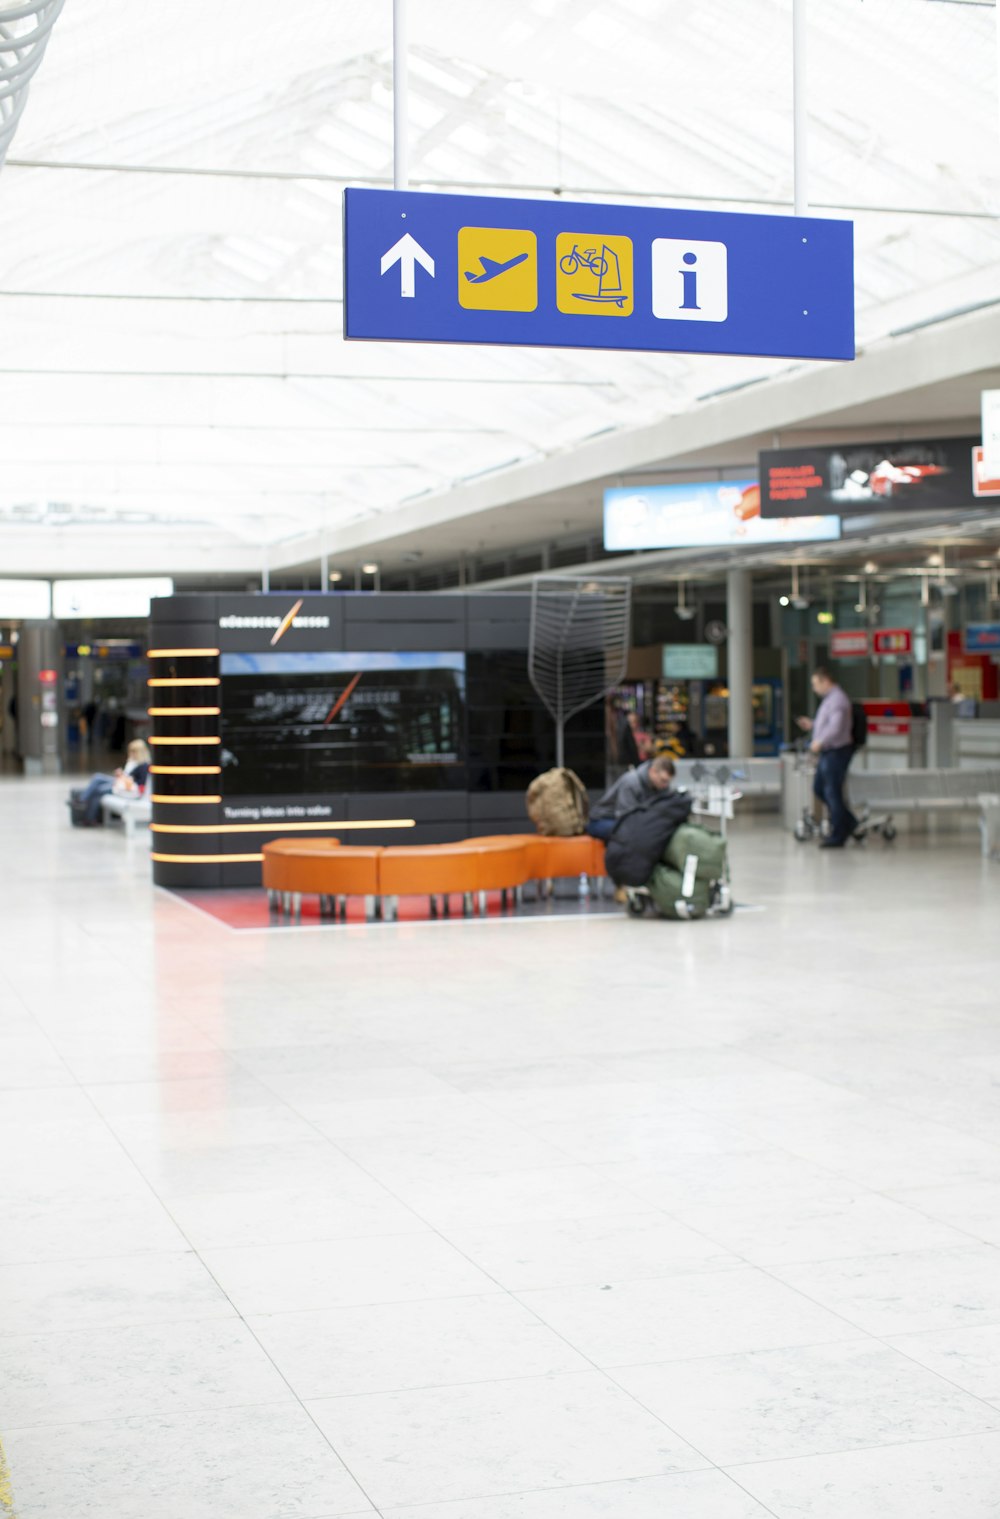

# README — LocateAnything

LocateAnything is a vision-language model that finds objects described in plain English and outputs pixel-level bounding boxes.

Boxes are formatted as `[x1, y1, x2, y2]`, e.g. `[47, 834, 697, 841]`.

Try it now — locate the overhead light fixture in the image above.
[926, 552, 943, 568]
[790, 565, 810, 611]
[361, 562, 379, 575]
[675, 580, 696, 621]
[862, 560, 878, 576]
[328, 570, 343, 583]
[779, 595, 790, 607]
[817, 611, 835, 625]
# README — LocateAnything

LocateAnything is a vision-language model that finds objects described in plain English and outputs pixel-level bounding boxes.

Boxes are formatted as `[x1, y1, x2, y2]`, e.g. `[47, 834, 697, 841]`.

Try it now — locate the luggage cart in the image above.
[782, 741, 830, 843]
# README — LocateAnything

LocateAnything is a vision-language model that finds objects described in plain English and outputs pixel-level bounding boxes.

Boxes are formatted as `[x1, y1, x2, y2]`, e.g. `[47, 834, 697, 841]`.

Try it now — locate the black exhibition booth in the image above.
[148, 591, 604, 887]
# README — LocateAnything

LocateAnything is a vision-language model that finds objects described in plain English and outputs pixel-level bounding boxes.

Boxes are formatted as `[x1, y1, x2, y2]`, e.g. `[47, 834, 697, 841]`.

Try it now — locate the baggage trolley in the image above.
[784, 741, 829, 842]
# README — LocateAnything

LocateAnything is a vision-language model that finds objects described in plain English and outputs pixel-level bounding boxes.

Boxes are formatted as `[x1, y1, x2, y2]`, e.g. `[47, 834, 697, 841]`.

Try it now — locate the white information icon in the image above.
[651, 237, 728, 323]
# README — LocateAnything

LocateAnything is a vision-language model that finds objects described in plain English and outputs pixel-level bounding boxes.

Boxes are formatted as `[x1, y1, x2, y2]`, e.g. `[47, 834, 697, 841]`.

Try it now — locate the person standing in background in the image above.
[797, 667, 860, 849]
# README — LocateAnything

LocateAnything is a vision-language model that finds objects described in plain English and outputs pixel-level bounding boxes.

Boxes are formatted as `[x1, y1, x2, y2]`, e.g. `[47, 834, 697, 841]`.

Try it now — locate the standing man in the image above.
[797, 667, 859, 849]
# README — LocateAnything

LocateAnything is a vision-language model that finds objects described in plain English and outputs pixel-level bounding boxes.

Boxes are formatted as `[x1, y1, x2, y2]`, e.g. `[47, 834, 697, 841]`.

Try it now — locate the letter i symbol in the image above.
[680, 251, 700, 310]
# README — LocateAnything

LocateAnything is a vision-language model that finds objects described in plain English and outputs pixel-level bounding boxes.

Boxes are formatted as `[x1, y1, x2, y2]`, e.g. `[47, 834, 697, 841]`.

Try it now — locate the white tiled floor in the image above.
[2, 777, 1000, 1518]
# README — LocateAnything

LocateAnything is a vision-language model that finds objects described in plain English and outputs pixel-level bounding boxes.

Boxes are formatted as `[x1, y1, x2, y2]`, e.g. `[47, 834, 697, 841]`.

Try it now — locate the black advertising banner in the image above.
[219, 650, 467, 796]
[760, 436, 979, 518]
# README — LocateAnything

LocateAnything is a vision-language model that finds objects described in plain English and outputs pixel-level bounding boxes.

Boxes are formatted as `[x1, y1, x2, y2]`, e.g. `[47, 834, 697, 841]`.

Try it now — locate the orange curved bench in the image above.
[468, 833, 606, 884]
[262, 840, 381, 920]
[263, 832, 606, 921]
[380, 839, 533, 918]
[263, 838, 341, 898]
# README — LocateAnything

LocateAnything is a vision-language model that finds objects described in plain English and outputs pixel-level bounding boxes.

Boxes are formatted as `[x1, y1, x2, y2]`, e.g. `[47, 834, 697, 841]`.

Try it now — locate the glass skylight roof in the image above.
[0, 0, 998, 572]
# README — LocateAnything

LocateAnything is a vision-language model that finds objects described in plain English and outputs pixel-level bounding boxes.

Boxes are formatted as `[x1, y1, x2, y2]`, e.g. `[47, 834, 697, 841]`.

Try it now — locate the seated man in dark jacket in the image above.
[587, 755, 677, 841]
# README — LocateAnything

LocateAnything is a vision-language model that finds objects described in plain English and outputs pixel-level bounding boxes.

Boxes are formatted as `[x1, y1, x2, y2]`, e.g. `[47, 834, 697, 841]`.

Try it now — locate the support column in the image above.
[16, 620, 63, 776]
[727, 568, 754, 759]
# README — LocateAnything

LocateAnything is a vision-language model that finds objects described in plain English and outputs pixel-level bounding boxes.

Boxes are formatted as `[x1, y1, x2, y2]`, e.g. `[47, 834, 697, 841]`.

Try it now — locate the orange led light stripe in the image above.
[151, 794, 222, 805]
[151, 819, 416, 835]
[147, 648, 220, 658]
[148, 677, 220, 688]
[148, 736, 221, 746]
[151, 852, 263, 864]
[150, 764, 222, 775]
[147, 706, 221, 717]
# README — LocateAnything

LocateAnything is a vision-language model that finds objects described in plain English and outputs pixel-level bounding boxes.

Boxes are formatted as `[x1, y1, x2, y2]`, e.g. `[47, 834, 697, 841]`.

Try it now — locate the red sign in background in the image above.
[831, 630, 870, 658]
[862, 700, 915, 736]
[873, 628, 913, 657]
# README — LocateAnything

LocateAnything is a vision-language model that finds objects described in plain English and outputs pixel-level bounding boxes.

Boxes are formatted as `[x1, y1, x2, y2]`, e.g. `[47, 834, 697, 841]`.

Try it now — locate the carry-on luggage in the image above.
[625, 821, 732, 920]
[68, 794, 93, 827]
[604, 789, 693, 887]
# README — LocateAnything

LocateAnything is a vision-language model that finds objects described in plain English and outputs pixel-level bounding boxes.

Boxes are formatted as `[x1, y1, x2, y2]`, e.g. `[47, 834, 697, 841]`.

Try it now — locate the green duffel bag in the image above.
[647, 862, 712, 920]
[664, 822, 727, 882]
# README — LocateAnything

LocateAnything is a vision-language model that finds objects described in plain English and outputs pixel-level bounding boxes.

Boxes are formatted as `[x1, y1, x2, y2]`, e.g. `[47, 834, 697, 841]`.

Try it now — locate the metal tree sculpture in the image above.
[528, 575, 632, 767]
[0, 1, 65, 171]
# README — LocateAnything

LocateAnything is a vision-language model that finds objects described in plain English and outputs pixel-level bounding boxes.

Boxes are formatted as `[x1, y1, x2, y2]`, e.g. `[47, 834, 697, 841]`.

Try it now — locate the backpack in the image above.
[851, 702, 868, 750]
[604, 789, 693, 887]
[525, 768, 589, 836]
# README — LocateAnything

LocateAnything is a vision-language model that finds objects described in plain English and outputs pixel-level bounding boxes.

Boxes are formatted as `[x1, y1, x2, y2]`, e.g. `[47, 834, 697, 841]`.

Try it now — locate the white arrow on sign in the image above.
[380, 233, 435, 299]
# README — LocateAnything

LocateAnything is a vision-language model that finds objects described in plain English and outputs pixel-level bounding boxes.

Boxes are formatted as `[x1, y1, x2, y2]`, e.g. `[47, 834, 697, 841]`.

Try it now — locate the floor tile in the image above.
[380, 1469, 775, 1518]
[0, 1250, 234, 1335]
[887, 1180, 1000, 1248]
[307, 1371, 709, 1508]
[771, 1244, 1000, 1335]
[250, 1293, 590, 1398]
[200, 1232, 499, 1315]
[614, 1339, 1000, 1466]
[1, 1318, 293, 1427]
[517, 1266, 858, 1366]
[2, 1402, 372, 1518]
[450, 1211, 737, 1290]
[378, 1164, 650, 1230]
[0, 1188, 188, 1265]
[731, 1431, 1000, 1518]
[673, 1186, 970, 1266]
[164, 1181, 428, 1250]
[888, 1322, 1000, 1403]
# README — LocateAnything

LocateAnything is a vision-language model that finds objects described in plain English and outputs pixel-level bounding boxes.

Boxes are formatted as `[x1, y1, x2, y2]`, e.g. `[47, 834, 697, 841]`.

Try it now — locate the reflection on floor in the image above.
[172, 885, 623, 930]
[2, 777, 1000, 1519]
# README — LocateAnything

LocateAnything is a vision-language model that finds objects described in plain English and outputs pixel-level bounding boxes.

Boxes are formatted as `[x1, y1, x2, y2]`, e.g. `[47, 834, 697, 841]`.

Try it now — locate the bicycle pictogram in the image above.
[558, 245, 609, 278]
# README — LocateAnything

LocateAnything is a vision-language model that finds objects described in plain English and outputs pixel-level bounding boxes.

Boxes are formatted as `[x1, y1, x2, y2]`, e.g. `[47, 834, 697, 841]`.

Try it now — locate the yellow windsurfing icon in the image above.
[556, 233, 633, 317]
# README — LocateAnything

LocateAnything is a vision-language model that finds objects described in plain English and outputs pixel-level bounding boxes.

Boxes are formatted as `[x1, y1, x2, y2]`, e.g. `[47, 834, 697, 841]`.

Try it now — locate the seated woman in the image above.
[70, 739, 151, 826]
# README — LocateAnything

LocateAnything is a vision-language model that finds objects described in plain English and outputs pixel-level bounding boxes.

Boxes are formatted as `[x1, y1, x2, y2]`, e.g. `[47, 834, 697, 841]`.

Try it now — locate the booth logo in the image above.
[218, 598, 330, 641]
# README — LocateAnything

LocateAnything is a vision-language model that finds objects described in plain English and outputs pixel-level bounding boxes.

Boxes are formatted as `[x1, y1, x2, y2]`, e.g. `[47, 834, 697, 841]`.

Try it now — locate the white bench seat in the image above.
[100, 793, 152, 837]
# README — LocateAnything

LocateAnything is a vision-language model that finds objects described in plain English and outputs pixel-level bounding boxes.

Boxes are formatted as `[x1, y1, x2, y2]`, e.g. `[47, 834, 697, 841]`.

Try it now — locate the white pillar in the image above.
[727, 568, 754, 759]
[792, 0, 808, 215]
[393, 0, 409, 191]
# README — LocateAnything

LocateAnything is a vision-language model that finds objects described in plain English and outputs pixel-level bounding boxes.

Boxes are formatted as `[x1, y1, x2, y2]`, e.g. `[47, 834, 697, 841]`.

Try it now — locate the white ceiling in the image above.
[0, 0, 998, 575]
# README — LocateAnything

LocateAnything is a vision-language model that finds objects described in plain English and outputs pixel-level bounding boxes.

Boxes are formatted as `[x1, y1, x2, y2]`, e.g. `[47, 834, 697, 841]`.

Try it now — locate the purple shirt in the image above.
[813, 684, 853, 750]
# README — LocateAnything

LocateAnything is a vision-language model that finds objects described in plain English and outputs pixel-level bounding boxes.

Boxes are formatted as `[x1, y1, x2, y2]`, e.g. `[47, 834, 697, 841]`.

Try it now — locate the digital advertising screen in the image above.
[219, 651, 467, 795]
[603, 480, 840, 551]
[760, 436, 979, 518]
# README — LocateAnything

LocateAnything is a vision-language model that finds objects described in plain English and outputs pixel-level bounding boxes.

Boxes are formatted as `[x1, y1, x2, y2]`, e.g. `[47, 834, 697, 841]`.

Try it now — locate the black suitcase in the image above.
[68, 795, 95, 827]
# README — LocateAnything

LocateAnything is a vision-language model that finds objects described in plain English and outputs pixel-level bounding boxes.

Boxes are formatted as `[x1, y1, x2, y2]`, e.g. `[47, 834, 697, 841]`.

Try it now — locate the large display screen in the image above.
[604, 480, 840, 551]
[760, 436, 979, 518]
[220, 651, 466, 795]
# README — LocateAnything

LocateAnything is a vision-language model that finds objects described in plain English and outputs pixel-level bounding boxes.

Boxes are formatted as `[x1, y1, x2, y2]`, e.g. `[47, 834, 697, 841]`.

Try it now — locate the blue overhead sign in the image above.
[344, 188, 855, 361]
